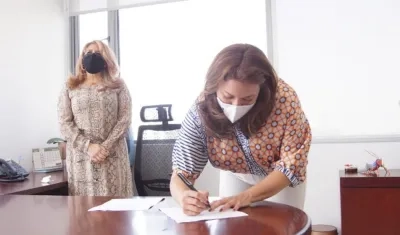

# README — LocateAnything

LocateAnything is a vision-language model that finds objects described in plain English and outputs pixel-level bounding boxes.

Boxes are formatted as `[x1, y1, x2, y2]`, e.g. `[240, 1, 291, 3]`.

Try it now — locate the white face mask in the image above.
[217, 97, 255, 123]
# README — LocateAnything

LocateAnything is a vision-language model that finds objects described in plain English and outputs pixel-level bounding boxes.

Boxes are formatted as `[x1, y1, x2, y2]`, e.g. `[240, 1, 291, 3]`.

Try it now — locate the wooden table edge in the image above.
[5, 181, 68, 195]
[296, 215, 312, 235]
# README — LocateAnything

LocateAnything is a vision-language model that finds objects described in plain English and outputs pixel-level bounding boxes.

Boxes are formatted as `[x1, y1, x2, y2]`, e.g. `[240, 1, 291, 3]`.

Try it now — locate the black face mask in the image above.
[82, 52, 106, 74]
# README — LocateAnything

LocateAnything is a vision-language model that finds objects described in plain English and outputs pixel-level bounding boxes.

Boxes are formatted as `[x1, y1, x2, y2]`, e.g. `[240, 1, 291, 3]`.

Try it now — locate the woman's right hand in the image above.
[181, 190, 210, 216]
[88, 144, 108, 163]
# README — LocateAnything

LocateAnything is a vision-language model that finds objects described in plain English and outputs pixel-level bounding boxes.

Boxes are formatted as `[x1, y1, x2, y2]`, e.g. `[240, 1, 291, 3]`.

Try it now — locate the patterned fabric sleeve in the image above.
[101, 81, 132, 152]
[275, 94, 312, 187]
[57, 86, 90, 153]
[172, 107, 208, 181]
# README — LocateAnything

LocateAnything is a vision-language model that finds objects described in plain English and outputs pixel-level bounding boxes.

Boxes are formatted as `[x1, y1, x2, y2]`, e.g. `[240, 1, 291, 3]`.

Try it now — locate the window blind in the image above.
[65, 0, 188, 16]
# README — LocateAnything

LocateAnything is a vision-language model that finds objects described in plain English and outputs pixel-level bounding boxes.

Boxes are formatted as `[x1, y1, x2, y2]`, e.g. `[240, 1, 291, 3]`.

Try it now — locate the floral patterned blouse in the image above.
[172, 78, 312, 187]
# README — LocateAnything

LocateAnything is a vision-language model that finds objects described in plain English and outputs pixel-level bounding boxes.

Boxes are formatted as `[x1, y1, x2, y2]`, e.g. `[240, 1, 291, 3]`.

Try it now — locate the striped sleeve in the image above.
[172, 107, 208, 180]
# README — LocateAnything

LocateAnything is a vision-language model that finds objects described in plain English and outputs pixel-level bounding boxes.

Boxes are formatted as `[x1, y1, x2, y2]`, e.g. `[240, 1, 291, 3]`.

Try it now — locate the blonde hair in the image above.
[67, 40, 122, 90]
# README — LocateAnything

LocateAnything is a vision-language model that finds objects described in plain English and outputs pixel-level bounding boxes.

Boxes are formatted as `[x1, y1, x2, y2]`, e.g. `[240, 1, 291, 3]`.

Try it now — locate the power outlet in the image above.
[18, 156, 24, 165]
[17, 155, 31, 172]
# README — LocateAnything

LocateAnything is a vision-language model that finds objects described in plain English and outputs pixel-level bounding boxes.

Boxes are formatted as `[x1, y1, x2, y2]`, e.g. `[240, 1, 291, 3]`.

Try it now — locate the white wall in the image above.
[275, 0, 400, 137]
[0, 0, 67, 171]
[275, 0, 400, 233]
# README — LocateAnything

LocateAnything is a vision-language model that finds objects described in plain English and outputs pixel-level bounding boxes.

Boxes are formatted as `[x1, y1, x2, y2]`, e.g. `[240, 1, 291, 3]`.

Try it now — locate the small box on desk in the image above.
[340, 169, 400, 235]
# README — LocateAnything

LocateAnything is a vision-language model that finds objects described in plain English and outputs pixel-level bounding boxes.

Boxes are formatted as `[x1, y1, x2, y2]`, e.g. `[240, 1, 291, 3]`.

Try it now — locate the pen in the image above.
[148, 197, 165, 210]
[177, 172, 211, 209]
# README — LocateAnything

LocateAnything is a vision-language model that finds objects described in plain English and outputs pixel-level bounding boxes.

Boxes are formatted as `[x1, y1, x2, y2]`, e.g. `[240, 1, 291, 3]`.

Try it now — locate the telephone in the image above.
[0, 158, 29, 182]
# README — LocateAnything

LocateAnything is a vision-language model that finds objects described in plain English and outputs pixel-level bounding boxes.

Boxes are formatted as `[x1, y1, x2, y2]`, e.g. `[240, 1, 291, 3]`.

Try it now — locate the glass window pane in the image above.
[119, 0, 267, 134]
[79, 11, 108, 52]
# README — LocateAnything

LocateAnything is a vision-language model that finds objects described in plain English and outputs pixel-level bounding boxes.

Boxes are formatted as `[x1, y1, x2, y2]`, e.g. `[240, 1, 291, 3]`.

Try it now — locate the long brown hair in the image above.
[197, 44, 278, 138]
[67, 40, 122, 90]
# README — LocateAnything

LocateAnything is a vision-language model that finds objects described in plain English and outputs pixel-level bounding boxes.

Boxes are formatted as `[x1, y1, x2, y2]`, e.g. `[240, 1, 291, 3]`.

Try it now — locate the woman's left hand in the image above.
[89, 144, 109, 163]
[210, 191, 252, 212]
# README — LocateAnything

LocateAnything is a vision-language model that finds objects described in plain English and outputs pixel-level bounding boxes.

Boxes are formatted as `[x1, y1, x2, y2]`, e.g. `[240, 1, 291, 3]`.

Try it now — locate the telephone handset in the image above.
[0, 158, 29, 182]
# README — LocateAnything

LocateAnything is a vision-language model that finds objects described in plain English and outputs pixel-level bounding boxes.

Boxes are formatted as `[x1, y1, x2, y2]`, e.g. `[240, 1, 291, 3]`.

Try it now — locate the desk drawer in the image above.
[341, 187, 400, 235]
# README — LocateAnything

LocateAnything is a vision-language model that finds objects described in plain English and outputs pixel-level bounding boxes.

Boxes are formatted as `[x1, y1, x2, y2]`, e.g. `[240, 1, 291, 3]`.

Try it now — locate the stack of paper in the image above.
[88, 197, 248, 223]
[88, 197, 164, 211]
[159, 207, 248, 223]
[159, 198, 248, 223]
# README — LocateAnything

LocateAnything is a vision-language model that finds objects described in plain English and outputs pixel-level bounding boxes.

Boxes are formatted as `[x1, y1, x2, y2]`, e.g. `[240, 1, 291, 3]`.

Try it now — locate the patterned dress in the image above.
[172, 78, 312, 187]
[57, 81, 133, 197]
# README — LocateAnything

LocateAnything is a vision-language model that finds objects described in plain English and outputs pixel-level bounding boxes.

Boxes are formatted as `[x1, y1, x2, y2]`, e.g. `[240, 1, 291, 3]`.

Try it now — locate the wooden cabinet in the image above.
[340, 169, 400, 235]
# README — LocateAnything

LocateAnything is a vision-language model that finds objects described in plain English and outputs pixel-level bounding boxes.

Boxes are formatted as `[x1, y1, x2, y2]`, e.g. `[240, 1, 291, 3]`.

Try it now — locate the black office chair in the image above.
[134, 104, 181, 196]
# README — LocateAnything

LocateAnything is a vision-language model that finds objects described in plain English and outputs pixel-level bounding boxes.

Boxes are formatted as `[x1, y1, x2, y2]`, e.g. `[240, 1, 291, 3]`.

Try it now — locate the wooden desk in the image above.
[340, 169, 400, 235]
[0, 171, 68, 195]
[0, 195, 311, 235]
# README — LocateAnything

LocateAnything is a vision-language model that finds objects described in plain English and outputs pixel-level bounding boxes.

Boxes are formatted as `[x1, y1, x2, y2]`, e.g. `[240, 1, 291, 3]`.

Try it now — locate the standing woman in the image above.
[170, 43, 312, 215]
[58, 40, 133, 197]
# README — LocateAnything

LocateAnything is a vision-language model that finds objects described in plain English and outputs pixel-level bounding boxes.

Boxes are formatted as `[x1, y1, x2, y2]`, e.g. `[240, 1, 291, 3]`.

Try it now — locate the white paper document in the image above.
[159, 206, 248, 223]
[88, 197, 164, 211]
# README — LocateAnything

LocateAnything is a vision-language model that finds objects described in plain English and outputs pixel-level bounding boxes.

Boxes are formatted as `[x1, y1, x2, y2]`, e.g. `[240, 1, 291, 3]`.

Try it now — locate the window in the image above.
[119, 0, 268, 135]
[78, 11, 108, 52]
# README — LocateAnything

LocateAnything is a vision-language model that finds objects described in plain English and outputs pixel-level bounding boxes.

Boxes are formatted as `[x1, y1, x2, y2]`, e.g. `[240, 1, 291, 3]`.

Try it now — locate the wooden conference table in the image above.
[0, 195, 311, 235]
[0, 171, 311, 235]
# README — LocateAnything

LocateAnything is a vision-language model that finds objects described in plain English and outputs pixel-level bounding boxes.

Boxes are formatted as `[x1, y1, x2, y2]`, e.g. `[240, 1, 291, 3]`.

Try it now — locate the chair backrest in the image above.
[134, 104, 181, 196]
[125, 126, 136, 167]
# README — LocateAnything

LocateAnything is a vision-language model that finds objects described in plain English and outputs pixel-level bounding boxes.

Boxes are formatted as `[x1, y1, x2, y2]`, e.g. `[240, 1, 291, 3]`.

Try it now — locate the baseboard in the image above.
[312, 134, 400, 144]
